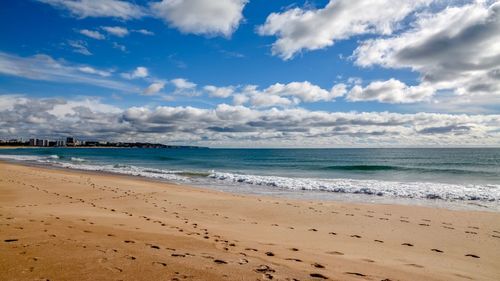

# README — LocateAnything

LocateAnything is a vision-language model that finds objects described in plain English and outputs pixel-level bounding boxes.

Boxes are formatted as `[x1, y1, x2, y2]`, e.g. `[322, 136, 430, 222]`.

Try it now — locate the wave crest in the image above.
[209, 172, 500, 202]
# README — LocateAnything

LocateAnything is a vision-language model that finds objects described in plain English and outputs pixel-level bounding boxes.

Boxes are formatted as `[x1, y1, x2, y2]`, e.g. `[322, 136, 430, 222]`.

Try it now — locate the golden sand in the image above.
[1, 162, 499, 280]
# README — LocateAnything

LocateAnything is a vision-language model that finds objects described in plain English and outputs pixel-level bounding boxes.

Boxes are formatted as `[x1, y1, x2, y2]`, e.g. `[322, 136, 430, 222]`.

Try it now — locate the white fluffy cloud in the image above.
[249, 93, 295, 107]
[171, 78, 196, 89]
[232, 93, 249, 105]
[79, 29, 105, 40]
[39, 0, 248, 37]
[150, 0, 248, 37]
[354, 1, 500, 100]
[143, 82, 165, 95]
[133, 29, 154, 36]
[232, 82, 346, 107]
[171, 81, 347, 107]
[204, 85, 234, 98]
[2, 96, 499, 147]
[102, 26, 129, 37]
[347, 79, 435, 103]
[264, 81, 346, 102]
[37, 0, 146, 19]
[257, 0, 431, 59]
[121, 67, 148, 79]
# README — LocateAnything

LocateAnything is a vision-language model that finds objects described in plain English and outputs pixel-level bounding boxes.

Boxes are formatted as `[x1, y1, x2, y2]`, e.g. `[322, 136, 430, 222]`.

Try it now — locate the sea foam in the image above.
[209, 172, 500, 202]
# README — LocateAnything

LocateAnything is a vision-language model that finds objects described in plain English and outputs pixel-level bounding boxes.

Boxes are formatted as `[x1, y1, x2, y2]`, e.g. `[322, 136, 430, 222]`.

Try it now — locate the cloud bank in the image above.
[354, 1, 500, 100]
[1, 96, 498, 147]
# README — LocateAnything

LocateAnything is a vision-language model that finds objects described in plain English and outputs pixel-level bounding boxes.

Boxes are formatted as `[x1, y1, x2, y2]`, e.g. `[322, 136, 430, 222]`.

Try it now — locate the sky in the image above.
[0, 0, 499, 147]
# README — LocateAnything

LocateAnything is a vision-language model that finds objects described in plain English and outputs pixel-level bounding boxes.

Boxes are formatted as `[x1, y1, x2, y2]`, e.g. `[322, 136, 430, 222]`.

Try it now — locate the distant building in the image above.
[66, 137, 75, 146]
[29, 138, 37, 146]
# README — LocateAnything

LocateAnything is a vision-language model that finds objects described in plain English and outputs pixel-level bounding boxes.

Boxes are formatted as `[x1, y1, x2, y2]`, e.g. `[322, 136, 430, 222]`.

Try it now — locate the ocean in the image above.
[1, 148, 499, 211]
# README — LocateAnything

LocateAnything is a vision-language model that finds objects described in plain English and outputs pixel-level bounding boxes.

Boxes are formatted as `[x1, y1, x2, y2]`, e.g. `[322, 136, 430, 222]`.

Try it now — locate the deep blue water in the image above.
[1, 148, 499, 209]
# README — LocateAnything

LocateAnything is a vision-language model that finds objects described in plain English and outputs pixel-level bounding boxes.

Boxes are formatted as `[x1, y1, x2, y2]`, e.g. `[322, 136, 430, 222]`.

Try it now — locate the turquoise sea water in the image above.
[1, 148, 499, 210]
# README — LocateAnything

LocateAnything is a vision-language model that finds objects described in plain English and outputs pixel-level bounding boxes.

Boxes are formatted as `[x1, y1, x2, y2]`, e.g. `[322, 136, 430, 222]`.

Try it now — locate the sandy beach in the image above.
[1, 161, 499, 281]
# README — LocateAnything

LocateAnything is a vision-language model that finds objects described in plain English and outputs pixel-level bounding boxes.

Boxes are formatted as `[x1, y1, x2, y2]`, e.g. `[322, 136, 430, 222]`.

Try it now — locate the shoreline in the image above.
[1, 157, 498, 213]
[1, 161, 500, 280]
[3, 159, 494, 212]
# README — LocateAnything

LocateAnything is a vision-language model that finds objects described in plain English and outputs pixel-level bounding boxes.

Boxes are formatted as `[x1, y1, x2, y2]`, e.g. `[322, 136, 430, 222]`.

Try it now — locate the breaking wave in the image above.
[208, 172, 500, 202]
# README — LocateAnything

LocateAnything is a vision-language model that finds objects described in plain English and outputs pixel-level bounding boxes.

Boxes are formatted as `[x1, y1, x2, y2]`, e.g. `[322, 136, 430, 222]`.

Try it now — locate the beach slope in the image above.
[1, 162, 499, 280]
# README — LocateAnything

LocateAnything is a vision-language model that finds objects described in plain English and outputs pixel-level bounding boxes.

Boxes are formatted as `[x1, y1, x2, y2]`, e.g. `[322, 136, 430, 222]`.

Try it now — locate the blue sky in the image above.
[0, 0, 499, 147]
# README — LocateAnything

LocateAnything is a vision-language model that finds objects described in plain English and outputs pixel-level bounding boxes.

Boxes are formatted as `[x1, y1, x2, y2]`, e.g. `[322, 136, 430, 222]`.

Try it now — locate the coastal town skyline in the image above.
[0, 136, 206, 148]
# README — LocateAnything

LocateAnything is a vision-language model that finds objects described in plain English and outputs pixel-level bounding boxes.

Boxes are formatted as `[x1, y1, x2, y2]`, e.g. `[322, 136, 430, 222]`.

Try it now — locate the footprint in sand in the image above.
[345, 272, 366, 277]
[431, 248, 444, 253]
[465, 254, 480, 258]
[402, 243, 414, 247]
[310, 273, 329, 279]
[152, 261, 167, 267]
[4, 239, 19, 243]
[255, 265, 275, 274]
[326, 251, 344, 255]
[312, 263, 325, 268]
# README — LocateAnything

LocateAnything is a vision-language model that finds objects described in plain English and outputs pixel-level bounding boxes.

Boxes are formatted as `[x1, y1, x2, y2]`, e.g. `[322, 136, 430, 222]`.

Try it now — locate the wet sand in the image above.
[1, 161, 499, 280]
